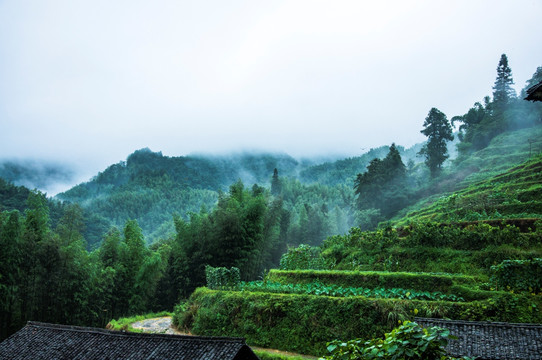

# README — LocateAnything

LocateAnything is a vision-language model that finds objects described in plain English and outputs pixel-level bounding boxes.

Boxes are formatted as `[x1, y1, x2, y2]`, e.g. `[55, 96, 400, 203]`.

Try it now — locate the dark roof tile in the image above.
[525, 80, 542, 101]
[0, 321, 260, 360]
[415, 317, 542, 360]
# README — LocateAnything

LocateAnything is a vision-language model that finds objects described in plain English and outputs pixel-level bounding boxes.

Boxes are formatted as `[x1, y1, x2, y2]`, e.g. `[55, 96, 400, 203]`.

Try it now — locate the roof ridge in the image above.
[25, 321, 247, 342]
[526, 81, 542, 95]
[414, 317, 542, 328]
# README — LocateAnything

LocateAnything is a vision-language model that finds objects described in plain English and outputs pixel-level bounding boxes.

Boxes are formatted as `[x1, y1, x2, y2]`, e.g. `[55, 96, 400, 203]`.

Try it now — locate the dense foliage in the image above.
[319, 221, 541, 275]
[395, 153, 542, 225]
[53, 149, 367, 247]
[279, 244, 327, 270]
[354, 144, 408, 222]
[418, 108, 454, 177]
[323, 320, 470, 360]
[45, 143, 429, 248]
[0, 181, 290, 339]
[490, 258, 542, 293]
[158, 181, 289, 304]
[205, 265, 241, 290]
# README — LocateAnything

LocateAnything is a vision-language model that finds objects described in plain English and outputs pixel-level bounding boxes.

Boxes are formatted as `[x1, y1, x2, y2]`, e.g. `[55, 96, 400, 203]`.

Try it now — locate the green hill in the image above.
[53, 145, 424, 247]
[395, 125, 542, 225]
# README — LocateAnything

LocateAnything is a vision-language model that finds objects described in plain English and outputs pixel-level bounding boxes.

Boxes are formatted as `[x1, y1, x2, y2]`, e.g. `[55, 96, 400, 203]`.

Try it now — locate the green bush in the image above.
[490, 258, 542, 292]
[322, 320, 471, 360]
[279, 244, 327, 270]
[205, 265, 240, 289]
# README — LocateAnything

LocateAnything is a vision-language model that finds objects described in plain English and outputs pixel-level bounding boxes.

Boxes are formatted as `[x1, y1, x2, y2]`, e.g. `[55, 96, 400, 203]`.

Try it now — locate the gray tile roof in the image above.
[415, 317, 542, 360]
[525, 80, 542, 102]
[0, 321, 260, 360]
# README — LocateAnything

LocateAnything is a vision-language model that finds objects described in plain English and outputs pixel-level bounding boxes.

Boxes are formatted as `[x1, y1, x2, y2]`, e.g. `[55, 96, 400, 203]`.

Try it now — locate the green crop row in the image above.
[173, 288, 542, 356]
[238, 281, 466, 302]
[266, 269, 478, 293]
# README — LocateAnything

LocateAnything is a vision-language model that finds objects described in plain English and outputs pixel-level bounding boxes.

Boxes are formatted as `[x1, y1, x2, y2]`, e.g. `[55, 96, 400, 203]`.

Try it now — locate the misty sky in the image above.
[1, 0, 541, 185]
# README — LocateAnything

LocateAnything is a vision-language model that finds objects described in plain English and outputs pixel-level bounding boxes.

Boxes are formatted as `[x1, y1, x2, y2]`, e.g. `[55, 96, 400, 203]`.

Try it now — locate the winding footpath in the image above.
[130, 316, 317, 359]
[131, 316, 184, 335]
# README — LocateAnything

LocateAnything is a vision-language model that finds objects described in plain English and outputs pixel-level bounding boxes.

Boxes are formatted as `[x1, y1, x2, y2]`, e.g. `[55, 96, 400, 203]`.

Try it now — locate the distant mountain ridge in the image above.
[1, 143, 426, 248]
[57, 143, 427, 201]
[2, 122, 539, 250]
[50, 145, 421, 246]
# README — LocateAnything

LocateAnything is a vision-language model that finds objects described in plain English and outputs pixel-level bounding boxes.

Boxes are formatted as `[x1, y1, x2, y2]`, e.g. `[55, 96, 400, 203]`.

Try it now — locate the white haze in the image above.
[0, 1, 541, 194]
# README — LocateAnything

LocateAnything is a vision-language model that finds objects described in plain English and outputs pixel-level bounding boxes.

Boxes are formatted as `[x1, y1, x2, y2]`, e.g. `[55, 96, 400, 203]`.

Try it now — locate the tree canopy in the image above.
[354, 144, 408, 221]
[418, 108, 454, 177]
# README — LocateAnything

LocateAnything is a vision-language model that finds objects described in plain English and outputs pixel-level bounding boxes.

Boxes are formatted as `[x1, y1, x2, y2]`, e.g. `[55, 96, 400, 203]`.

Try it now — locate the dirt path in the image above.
[131, 316, 185, 335]
[131, 316, 318, 359]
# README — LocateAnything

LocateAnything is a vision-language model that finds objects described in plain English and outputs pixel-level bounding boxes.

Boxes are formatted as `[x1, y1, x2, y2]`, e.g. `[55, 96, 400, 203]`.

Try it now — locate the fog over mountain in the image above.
[1, 1, 541, 180]
[0, 159, 79, 196]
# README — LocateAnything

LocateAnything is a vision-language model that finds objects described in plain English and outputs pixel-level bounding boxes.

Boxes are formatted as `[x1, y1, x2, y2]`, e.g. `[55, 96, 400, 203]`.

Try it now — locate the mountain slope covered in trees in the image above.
[51, 146, 422, 248]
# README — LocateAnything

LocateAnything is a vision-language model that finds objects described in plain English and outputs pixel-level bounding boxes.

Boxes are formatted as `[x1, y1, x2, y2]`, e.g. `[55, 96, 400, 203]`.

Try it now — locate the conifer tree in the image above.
[418, 108, 454, 177]
[493, 53, 516, 109]
[354, 144, 408, 218]
[383, 143, 406, 179]
[271, 168, 282, 196]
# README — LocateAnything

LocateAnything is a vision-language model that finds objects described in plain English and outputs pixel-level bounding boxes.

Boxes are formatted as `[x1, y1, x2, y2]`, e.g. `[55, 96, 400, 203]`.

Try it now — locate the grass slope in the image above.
[392, 125, 542, 226]
[396, 153, 542, 225]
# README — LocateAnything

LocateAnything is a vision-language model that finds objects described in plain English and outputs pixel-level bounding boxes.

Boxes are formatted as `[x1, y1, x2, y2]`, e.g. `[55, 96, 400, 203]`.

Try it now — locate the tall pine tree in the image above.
[493, 54, 516, 109]
[418, 108, 454, 177]
[354, 144, 407, 218]
[271, 168, 282, 196]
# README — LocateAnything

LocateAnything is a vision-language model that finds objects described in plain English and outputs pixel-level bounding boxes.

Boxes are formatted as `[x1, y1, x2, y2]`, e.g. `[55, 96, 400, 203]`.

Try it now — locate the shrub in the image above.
[402, 221, 528, 250]
[490, 258, 542, 292]
[279, 244, 327, 270]
[205, 265, 240, 289]
[322, 320, 471, 360]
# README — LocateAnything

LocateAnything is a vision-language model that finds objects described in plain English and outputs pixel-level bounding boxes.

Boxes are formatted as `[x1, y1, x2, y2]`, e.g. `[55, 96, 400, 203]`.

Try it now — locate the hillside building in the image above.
[525, 80, 542, 102]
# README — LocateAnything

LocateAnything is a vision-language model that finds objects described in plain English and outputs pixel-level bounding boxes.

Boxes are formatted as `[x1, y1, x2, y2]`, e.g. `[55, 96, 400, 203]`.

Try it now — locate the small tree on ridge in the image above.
[418, 107, 454, 177]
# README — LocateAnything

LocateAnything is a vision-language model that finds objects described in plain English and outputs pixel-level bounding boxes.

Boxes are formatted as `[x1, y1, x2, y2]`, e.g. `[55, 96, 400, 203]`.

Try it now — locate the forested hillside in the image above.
[50, 145, 422, 248]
